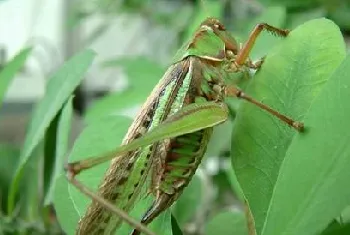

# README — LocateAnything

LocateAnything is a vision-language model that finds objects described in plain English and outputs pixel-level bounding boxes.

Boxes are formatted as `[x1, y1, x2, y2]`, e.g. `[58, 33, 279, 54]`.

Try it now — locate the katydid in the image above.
[65, 18, 304, 235]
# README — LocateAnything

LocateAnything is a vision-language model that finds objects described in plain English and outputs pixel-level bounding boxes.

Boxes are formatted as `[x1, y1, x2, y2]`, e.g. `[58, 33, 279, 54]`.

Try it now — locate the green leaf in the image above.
[53, 173, 80, 234]
[286, 8, 326, 29]
[258, 0, 320, 9]
[173, 175, 202, 226]
[85, 57, 164, 122]
[205, 119, 233, 157]
[118, 194, 173, 235]
[231, 19, 346, 235]
[182, 0, 223, 42]
[328, 2, 350, 31]
[54, 115, 132, 234]
[44, 97, 73, 205]
[171, 214, 183, 235]
[321, 222, 350, 235]
[83, 21, 111, 45]
[8, 49, 95, 214]
[261, 54, 350, 235]
[340, 206, 350, 224]
[226, 167, 245, 202]
[205, 210, 248, 235]
[147, 209, 172, 235]
[101, 57, 164, 87]
[0, 144, 19, 211]
[19, 144, 42, 219]
[0, 47, 32, 107]
[43, 109, 60, 205]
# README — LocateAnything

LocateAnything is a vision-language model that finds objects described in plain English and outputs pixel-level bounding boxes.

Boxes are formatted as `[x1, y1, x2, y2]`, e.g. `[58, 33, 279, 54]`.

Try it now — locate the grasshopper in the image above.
[65, 17, 304, 235]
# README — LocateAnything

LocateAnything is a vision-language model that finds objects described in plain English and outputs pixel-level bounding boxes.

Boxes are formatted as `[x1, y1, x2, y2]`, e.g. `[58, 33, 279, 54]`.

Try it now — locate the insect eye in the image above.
[226, 50, 235, 58]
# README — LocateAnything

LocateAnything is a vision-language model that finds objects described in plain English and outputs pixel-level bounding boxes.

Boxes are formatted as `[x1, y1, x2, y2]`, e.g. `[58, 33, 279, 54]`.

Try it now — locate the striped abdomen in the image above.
[136, 127, 213, 227]
[131, 57, 226, 232]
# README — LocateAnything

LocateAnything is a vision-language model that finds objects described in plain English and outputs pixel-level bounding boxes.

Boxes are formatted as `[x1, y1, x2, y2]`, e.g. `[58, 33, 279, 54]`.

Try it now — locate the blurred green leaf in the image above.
[44, 97, 73, 205]
[242, 6, 287, 60]
[54, 115, 132, 234]
[225, 167, 244, 202]
[171, 214, 183, 235]
[261, 53, 350, 235]
[182, 0, 223, 42]
[0, 144, 19, 211]
[286, 8, 326, 29]
[205, 120, 233, 157]
[83, 21, 111, 46]
[43, 109, 60, 206]
[8, 49, 95, 214]
[85, 57, 164, 123]
[231, 19, 345, 235]
[328, 1, 350, 31]
[257, 0, 321, 9]
[0, 47, 32, 108]
[19, 144, 42, 219]
[321, 222, 350, 235]
[101, 57, 164, 86]
[66, 2, 93, 29]
[340, 206, 350, 224]
[119, 194, 173, 235]
[205, 210, 248, 235]
[173, 175, 202, 226]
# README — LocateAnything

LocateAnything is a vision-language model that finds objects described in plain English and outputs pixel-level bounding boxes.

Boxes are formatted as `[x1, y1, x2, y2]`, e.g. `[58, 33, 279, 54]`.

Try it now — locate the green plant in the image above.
[1, 1, 350, 235]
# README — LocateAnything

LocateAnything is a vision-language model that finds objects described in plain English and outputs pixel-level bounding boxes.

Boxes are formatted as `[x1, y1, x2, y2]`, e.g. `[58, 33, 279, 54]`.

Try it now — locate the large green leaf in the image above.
[172, 175, 202, 226]
[0, 47, 32, 107]
[231, 19, 346, 235]
[205, 210, 248, 235]
[44, 97, 73, 205]
[54, 115, 132, 234]
[261, 54, 350, 235]
[8, 49, 95, 214]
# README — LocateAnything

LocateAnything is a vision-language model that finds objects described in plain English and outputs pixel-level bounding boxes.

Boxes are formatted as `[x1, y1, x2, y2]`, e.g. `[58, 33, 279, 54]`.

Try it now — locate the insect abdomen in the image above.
[132, 127, 213, 231]
[160, 128, 212, 193]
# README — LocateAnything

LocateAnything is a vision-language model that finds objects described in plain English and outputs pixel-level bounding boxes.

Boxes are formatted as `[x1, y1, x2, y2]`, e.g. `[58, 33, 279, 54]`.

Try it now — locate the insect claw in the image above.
[64, 162, 81, 177]
[292, 121, 304, 132]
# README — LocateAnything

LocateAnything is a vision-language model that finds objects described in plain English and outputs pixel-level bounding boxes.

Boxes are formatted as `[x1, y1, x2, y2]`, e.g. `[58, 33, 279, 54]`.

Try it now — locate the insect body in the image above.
[66, 18, 303, 235]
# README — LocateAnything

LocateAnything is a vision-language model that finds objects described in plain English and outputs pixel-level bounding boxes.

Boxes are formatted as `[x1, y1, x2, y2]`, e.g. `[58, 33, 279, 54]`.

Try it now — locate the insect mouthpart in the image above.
[226, 50, 236, 60]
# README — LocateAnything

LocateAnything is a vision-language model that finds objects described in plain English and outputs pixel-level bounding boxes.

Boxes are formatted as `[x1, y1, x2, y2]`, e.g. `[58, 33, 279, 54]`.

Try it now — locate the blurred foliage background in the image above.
[1, 0, 350, 234]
